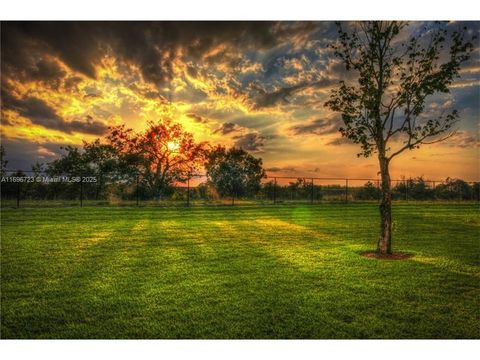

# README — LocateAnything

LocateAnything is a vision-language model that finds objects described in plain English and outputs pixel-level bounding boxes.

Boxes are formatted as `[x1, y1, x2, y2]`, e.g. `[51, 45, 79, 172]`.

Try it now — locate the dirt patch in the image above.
[361, 251, 414, 260]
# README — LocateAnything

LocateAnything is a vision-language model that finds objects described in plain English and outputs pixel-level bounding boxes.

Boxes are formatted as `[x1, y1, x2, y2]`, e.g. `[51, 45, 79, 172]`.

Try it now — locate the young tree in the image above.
[205, 146, 266, 204]
[325, 22, 474, 254]
[108, 119, 208, 199]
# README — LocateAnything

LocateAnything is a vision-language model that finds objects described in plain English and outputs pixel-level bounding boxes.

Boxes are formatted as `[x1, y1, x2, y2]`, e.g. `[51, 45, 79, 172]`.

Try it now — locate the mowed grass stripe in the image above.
[1, 203, 478, 338]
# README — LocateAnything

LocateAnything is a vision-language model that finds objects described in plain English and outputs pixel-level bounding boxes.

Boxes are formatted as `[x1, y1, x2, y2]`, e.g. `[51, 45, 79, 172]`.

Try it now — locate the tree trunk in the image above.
[377, 156, 392, 254]
[155, 183, 162, 202]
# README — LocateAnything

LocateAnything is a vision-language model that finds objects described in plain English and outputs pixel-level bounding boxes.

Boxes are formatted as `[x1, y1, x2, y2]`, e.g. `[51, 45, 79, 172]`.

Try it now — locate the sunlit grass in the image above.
[1, 203, 478, 338]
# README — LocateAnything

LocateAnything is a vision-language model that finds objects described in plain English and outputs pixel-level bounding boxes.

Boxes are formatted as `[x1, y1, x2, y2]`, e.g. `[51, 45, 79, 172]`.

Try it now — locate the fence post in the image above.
[136, 175, 139, 206]
[405, 179, 408, 202]
[345, 179, 348, 203]
[80, 177, 83, 207]
[16, 181, 20, 208]
[310, 178, 314, 204]
[187, 177, 190, 207]
[376, 179, 380, 203]
[273, 177, 277, 205]
[96, 175, 102, 201]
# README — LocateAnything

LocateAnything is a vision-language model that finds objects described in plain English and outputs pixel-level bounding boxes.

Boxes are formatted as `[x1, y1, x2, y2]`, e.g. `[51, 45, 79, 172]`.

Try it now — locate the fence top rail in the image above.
[267, 176, 377, 181]
[265, 176, 480, 184]
[2, 169, 479, 184]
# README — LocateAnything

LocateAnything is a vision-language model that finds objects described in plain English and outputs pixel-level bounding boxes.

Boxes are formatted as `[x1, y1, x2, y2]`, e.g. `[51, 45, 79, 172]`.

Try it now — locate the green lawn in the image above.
[1, 203, 478, 339]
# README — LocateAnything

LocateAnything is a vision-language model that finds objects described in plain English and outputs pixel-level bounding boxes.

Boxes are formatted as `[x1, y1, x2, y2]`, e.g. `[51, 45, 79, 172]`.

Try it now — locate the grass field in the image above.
[1, 203, 478, 339]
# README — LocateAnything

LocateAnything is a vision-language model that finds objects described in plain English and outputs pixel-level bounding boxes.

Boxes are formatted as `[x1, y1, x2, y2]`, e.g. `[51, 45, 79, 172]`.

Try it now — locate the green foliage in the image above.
[325, 21, 474, 159]
[107, 119, 208, 198]
[47, 145, 90, 176]
[205, 146, 266, 199]
[42, 119, 208, 200]
[391, 177, 477, 201]
[356, 181, 381, 200]
[434, 177, 474, 200]
[392, 177, 434, 200]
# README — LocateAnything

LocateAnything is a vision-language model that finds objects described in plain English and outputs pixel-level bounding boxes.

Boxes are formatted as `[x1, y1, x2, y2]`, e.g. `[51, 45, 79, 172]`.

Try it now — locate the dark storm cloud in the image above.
[290, 117, 339, 135]
[250, 78, 335, 109]
[2, 91, 107, 135]
[214, 122, 240, 135]
[29, 59, 66, 84]
[63, 76, 83, 92]
[233, 132, 265, 152]
[69, 115, 109, 135]
[1, 22, 306, 88]
[2, 91, 62, 126]
[1, 22, 100, 80]
[250, 82, 310, 108]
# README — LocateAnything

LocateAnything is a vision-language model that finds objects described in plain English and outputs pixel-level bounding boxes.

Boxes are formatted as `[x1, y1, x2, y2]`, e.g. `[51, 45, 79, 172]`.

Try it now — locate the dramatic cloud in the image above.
[3, 94, 63, 127]
[249, 78, 335, 109]
[233, 132, 265, 152]
[250, 82, 312, 108]
[290, 117, 339, 135]
[186, 113, 210, 124]
[326, 137, 354, 146]
[2, 92, 108, 135]
[1, 22, 310, 88]
[266, 166, 297, 173]
[28, 59, 66, 85]
[214, 122, 242, 135]
[1, 21, 479, 180]
[447, 131, 479, 148]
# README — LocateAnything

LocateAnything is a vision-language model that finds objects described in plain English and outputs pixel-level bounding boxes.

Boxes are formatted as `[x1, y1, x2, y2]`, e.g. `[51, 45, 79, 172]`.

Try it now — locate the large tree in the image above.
[47, 119, 207, 200]
[108, 119, 208, 199]
[325, 21, 474, 254]
[205, 146, 266, 204]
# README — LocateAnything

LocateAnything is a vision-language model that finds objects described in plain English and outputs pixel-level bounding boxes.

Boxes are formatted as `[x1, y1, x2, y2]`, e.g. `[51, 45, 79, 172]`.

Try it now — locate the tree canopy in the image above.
[325, 22, 474, 160]
[107, 119, 208, 197]
[205, 146, 266, 203]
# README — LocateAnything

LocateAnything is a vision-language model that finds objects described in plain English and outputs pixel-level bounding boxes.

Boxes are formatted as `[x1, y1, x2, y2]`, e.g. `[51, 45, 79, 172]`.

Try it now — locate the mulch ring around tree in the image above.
[361, 251, 414, 260]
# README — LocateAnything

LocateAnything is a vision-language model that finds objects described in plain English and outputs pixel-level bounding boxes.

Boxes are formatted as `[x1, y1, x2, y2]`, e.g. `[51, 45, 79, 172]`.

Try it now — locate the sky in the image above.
[1, 21, 479, 181]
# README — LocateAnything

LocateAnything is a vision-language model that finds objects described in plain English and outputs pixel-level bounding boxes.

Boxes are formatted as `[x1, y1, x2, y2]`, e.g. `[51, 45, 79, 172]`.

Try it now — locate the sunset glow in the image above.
[1, 22, 478, 180]
[167, 141, 180, 153]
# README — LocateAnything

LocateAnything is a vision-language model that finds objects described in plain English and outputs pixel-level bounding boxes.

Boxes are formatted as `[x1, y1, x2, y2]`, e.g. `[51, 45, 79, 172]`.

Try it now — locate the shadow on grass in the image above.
[1, 205, 479, 339]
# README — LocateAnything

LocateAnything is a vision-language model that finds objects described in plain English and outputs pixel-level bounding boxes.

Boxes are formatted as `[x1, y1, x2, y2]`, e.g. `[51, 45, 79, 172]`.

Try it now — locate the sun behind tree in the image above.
[108, 118, 208, 200]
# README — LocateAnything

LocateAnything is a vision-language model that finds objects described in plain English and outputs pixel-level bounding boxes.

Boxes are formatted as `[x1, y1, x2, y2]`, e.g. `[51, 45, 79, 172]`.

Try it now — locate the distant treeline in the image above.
[1, 173, 478, 203]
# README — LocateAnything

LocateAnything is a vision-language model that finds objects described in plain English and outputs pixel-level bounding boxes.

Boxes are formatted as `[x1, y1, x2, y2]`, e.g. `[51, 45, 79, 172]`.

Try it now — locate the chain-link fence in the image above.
[1, 170, 479, 208]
